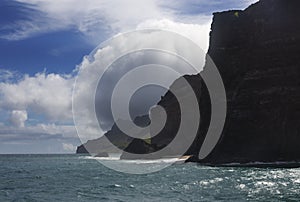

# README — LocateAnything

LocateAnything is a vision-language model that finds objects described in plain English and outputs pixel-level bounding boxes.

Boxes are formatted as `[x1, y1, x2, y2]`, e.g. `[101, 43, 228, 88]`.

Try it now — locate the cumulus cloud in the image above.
[0, 18, 210, 146]
[73, 24, 209, 144]
[0, 71, 78, 149]
[0, 0, 259, 153]
[4, 0, 227, 42]
[10, 110, 28, 127]
[62, 143, 76, 152]
[1, 0, 258, 41]
[0, 122, 79, 153]
[3, 0, 168, 41]
[0, 123, 77, 142]
[137, 19, 211, 53]
[0, 72, 74, 122]
[0, 1, 225, 151]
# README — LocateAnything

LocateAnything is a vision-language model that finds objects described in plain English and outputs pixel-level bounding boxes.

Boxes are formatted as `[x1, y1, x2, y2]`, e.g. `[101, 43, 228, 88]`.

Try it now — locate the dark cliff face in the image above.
[78, 0, 300, 164]
[204, 0, 300, 163]
[149, 0, 300, 163]
[76, 115, 150, 154]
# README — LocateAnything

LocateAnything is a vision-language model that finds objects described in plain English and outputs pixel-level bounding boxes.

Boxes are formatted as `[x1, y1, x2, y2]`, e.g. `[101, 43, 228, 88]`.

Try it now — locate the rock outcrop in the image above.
[201, 0, 300, 164]
[76, 115, 150, 154]
[151, 0, 300, 164]
[120, 139, 156, 159]
[78, 0, 300, 165]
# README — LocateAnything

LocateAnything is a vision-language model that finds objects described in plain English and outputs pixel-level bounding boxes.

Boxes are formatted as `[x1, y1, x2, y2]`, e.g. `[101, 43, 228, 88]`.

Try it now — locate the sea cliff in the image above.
[78, 0, 300, 165]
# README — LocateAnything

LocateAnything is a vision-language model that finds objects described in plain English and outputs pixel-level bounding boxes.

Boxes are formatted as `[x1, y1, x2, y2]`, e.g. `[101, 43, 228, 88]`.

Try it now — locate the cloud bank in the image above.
[2, 0, 258, 41]
[10, 110, 27, 127]
[0, 0, 258, 153]
[0, 72, 74, 122]
[0, 71, 78, 153]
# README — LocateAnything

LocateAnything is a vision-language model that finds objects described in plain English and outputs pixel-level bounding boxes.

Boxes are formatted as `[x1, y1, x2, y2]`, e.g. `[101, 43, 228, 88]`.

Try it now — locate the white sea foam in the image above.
[82, 155, 181, 164]
[222, 161, 300, 166]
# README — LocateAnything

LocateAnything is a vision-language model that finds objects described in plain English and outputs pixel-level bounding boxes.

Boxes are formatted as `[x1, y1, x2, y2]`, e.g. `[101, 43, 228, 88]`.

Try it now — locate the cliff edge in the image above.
[78, 0, 300, 165]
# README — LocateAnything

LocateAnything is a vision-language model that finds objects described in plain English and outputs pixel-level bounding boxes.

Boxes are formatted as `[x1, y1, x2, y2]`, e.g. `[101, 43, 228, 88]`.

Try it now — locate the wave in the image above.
[210, 161, 300, 168]
[80, 156, 182, 164]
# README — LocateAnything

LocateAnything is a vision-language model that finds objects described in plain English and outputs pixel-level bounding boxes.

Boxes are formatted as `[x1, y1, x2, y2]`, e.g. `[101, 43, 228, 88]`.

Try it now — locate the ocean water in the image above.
[1, 154, 300, 201]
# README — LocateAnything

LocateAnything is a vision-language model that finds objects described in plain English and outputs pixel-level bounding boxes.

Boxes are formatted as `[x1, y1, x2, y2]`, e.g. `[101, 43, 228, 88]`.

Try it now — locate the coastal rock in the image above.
[78, 0, 300, 165]
[152, 0, 300, 164]
[120, 139, 156, 160]
[76, 115, 150, 154]
[202, 0, 300, 164]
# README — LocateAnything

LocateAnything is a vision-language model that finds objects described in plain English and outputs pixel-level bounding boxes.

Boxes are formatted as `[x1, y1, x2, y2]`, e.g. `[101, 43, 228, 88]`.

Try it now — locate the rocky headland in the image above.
[78, 0, 300, 166]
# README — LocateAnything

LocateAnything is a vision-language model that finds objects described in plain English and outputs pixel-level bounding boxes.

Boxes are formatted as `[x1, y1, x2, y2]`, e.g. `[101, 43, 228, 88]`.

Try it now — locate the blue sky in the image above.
[0, 0, 257, 154]
[0, 1, 95, 75]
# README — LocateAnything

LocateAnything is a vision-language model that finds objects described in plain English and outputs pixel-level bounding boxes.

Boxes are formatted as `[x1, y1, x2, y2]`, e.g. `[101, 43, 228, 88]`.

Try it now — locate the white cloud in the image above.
[1, 0, 259, 153]
[0, 0, 261, 155]
[10, 110, 28, 127]
[0, 70, 77, 148]
[27, 123, 77, 138]
[0, 72, 74, 122]
[137, 19, 211, 53]
[62, 143, 76, 152]
[0, 122, 78, 141]
[0, 9, 215, 151]
[1, 0, 259, 41]
[0, 18, 210, 145]
[4, 0, 167, 41]
[0, 0, 257, 43]
[0, 121, 79, 153]
[5, 0, 216, 42]
[73, 23, 209, 144]
[0, 69, 21, 83]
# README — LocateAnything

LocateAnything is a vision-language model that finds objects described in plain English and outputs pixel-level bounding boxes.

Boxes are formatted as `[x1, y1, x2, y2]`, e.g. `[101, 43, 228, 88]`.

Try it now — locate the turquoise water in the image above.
[1, 154, 300, 201]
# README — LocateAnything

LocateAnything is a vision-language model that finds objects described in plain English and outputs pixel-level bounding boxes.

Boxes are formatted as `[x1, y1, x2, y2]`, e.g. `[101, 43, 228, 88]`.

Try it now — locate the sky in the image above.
[0, 0, 258, 154]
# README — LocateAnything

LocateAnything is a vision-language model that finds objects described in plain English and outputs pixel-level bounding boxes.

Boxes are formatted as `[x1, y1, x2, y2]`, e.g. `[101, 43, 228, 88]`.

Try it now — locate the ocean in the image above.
[1, 154, 300, 201]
